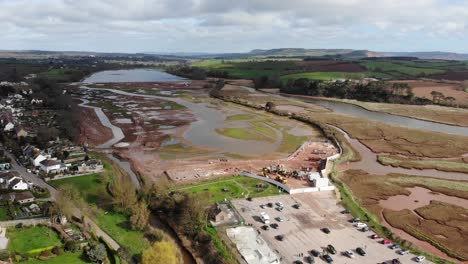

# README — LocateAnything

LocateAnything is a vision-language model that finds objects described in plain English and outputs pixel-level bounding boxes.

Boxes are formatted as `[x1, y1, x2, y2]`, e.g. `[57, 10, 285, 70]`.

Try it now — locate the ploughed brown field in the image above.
[431, 71, 468, 81]
[390, 80, 468, 107]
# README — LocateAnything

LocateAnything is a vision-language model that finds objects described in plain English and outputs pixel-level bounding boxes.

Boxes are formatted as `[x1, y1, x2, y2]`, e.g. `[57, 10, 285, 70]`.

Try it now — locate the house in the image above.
[39, 159, 62, 173]
[9, 178, 28, 190]
[0, 171, 22, 185]
[3, 122, 14, 132]
[14, 191, 35, 204]
[77, 159, 104, 173]
[31, 152, 47, 167]
[15, 126, 28, 138]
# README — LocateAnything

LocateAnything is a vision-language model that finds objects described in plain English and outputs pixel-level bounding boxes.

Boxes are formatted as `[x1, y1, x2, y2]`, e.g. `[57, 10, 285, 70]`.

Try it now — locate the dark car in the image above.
[275, 235, 285, 241]
[356, 247, 366, 256]
[293, 261, 303, 264]
[323, 254, 333, 263]
[310, 249, 320, 257]
[327, 245, 337, 255]
[293, 203, 302, 209]
[321, 228, 331, 234]
[267, 202, 273, 208]
[270, 223, 279, 229]
[340, 209, 350, 214]
[246, 197, 253, 201]
[392, 259, 401, 264]
[361, 226, 370, 232]
[305, 255, 315, 264]
[390, 244, 400, 250]
[261, 225, 269, 231]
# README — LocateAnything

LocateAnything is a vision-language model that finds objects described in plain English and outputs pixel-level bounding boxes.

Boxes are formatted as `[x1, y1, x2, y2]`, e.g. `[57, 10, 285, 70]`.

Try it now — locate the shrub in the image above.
[86, 243, 107, 263]
[15, 223, 23, 229]
[145, 230, 164, 243]
[64, 240, 80, 253]
[52, 246, 63, 256]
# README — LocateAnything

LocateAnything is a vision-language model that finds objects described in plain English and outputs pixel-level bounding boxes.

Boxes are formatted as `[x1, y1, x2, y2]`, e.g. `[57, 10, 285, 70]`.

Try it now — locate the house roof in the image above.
[40, 159, 60, 167]
[14, 191, 34, 201]
[9, 178, 24, 187]
[0, 171, 20, 181]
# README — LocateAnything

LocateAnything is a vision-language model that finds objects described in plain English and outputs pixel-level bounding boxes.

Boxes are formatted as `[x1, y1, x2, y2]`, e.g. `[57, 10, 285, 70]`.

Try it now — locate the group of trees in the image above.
[430, 91, 457, 106]
[280, 78, 433, 105]
[166, 65, 229, 80]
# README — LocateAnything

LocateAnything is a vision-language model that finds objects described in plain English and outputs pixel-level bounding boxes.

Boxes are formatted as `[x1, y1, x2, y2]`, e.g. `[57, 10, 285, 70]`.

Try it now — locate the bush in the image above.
[52, 246, 63, 256]
[64, 240, 80, 253]
[39, 249, 51, 260]
[145, 230, 164, 243]
[15, 223, 23, 229]
[86, 243, 107, 263]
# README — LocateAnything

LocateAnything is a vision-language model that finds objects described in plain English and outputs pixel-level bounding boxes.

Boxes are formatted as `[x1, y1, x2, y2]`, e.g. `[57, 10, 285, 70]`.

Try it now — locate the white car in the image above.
[415, 256, 426, 262]
[399, 249, 409, 255]
[276, 202, 284, 207]
[276, 216, 284, 222]
[344, 250, 355, 258]
[356, 222, 367, 228]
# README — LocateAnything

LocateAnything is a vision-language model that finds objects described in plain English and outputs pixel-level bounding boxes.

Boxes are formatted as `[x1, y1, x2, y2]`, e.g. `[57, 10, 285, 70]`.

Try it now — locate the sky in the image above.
[1, 0, 468, 53]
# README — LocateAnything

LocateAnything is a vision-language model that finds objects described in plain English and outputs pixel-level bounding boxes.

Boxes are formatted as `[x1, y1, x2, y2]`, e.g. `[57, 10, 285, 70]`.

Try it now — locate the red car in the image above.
[382, 239, 392, 245]
[371, 234, 381, 239]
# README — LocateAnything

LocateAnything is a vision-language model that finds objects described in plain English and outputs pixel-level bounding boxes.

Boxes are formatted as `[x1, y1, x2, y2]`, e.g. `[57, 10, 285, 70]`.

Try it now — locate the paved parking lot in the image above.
[232, 192, 426, 264]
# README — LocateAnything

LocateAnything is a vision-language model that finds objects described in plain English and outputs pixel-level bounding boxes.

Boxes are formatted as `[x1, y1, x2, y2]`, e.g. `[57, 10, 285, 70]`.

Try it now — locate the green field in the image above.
[280, 71, 389, 81]
[175, 175, 283, 202]
[192, 60, 298, 79]
[215, 127, 274, 142]
[50, 173, 113, 206]
[0, 206, 9, 221]
[226, 114, 255, 121]
[7, 226, 62, 254]
[96, 212, 150, 256]
[278, 132, 308, 153]
[22, 252, 90, 264]
[360, 61, 446, 77]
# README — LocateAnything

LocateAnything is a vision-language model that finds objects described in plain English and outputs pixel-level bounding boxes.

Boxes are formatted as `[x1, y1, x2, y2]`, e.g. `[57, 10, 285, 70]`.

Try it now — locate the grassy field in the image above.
[96, 212, 150, 256]
[0, 206, 9, 221]
[192, 60, 298, 79]
[50, 173, 113, 205]
[360, 61, 446, 78]
[22, 252, 90, 264]
[278, 132, 307, 153]
[226, 114, 255, 121]
[175, 175, 283, 202]
[215, 127, 274, 142]
[7, 226, 62, 254]
[378, 155, 468, 173]
[280, 71, 390, 81]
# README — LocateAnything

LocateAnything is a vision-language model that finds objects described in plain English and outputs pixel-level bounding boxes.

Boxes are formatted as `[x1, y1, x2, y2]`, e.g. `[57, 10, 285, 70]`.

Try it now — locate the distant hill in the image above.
[379, 51, 468, 61]
[246, 48, 380, 58]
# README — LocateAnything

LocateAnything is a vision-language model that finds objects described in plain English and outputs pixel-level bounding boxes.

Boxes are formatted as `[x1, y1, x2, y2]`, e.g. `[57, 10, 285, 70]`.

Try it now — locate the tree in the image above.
[445, 96, 456, 106]
[86, 243, 107, 263]
[109, 172, 137, 213]
[130, 201, 150, 231]
[51, 184, 85, 220]
[142, 241, 178, 264]
[64, 240, 80, 253]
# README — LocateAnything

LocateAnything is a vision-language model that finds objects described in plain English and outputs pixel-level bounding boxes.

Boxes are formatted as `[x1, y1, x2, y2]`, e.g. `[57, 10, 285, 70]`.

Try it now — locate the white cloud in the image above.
[0, 0, 468, 52]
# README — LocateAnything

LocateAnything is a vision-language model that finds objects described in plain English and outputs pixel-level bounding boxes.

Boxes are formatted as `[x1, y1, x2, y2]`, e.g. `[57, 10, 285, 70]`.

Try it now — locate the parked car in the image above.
[399, 249, 409, 255]
[293, 261, 303, 264]
[344, 250, 355, 258]
[275, 235, 285, 241]
[356, 247, 366, 256]
[276, 202, 284, 207]
[382, 239, 392, 245]
[351, 217, 360, 223]
[360, 226, 370, 232]
[260, 204, 266, 209]
[323, 254, 333, 263]
[293, 203, 302, 209]
[246, 197, 252, 201]
[276, 216, 284, 222]
[276, 206, 284, 212]
[267, 202, 273, 208]
[321, 228, 331, 234]
[415, 256, 426, 262]
[390, 244, 400, 250]
[327, 245, 337, 255]
[305, 255, 314, 264]
[356, 222, 367, 228]
[310, 249, 320, 257]
[392, 258, 402, 264]
[371, 234, 381, 239]
[341, 209, 350, 214]
[261, 225, 269, 231]
[270, 223, 279, 229]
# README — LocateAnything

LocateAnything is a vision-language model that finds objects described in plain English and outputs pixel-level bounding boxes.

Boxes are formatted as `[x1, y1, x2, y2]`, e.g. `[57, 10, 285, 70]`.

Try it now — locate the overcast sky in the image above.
[1, 0, 468, 53]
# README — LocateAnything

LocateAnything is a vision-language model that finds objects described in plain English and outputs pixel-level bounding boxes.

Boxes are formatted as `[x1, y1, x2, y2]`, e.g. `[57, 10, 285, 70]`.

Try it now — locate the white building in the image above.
[39, 159, 62, 173]
[3, 122, 14, 132]
[31, 152, 47, 167]
[9, 179, 28, 190]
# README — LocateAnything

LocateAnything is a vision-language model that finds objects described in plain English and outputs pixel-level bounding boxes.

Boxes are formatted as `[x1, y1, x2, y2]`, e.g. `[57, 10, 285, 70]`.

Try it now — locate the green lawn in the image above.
[278, 132, 308, 153]
[360, 61, 446, 77]
[175, 175, 283, 202]
[7, 226, 62, 254]
[22, 252, 90, 264]
[49, 173, 113, 206]
[0, 206, 9, 221]
[226, 114, 255, 121]
[215, 128, 274, 142]
[96, 212, 149, 256]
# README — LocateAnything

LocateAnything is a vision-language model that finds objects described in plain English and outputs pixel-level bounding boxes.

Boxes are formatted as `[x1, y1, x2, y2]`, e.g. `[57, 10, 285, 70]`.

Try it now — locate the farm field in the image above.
[279, 71, 387, 81]
[22, 252, 90, 264]
[174, 175, 284, 202]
